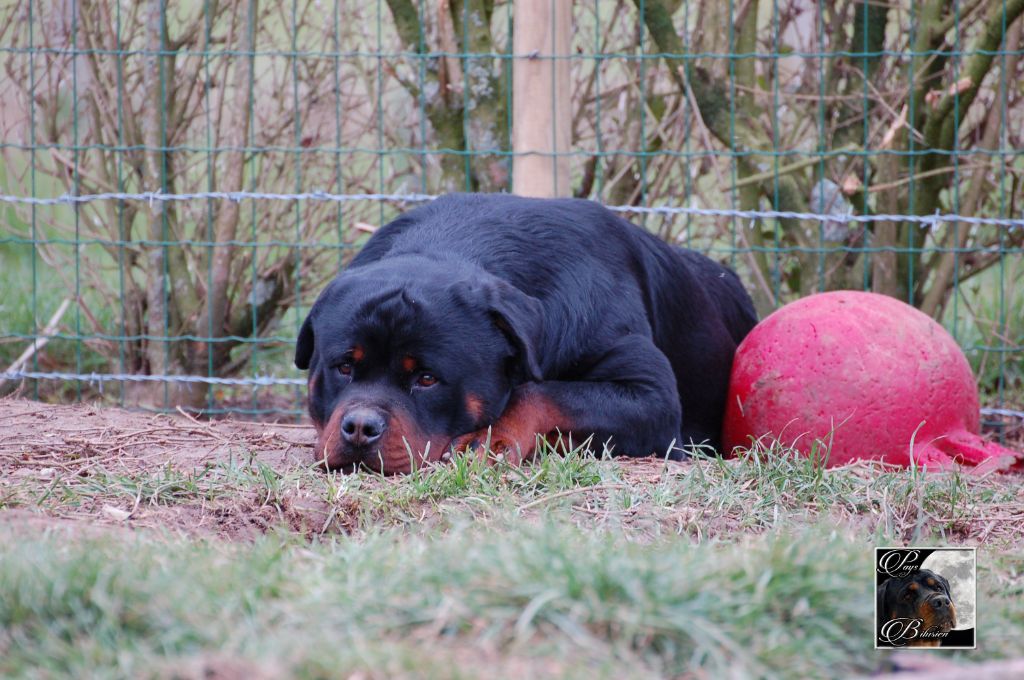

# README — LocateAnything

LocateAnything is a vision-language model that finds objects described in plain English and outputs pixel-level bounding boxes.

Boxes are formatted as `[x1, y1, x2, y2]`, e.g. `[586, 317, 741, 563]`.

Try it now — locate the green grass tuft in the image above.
[0, 522, 890, 679]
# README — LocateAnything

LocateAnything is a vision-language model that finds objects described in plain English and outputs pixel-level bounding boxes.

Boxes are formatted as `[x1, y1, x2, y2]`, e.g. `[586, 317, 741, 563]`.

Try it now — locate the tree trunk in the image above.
[193, 0, 257, 410]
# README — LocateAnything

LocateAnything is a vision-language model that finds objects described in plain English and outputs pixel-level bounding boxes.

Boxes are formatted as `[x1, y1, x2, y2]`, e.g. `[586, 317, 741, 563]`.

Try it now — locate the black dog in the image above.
[295, 193, 757, 473]
[877, 569, 957, 647]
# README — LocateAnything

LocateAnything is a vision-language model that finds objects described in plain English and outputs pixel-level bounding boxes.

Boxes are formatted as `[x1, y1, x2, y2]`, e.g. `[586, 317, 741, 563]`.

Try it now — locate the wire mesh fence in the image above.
[0, 1, 1021, 427]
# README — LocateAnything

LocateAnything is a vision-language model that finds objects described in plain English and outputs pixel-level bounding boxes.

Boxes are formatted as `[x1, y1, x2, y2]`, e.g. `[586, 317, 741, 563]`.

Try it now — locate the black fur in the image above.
[876, 569, 956, 645]
[297, 193, 757, 472]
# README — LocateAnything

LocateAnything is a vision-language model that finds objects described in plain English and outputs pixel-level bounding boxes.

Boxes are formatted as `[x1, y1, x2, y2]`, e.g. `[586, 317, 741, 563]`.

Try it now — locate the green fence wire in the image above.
[0, 1, 1021, 432]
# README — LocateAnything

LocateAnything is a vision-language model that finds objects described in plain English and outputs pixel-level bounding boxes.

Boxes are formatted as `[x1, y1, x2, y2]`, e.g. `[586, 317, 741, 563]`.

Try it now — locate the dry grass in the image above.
[2, 397, 1024, 678]
[3, 398, 1024, 546]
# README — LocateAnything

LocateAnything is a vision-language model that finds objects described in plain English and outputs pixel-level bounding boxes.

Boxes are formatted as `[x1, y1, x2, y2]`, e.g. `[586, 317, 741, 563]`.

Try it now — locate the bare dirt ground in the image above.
[0, 398, 327, 539]
[1, 399, 311, 473]
[3, 396, 1022, 545]
[0, 398, 314, 470]
[0, 397, 680, 539]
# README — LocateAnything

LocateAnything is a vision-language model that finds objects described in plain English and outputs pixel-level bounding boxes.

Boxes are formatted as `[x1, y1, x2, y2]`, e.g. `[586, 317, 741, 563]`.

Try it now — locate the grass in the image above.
[0, 522, 882, 678]
[947, 264, 1024, 405]
[3, 427, 1024, 677]
[7, 435, 1020, 539]
[5, 435, 1022, 542]
[2, 515, 1022, 678]
[0, 239, 114, 393]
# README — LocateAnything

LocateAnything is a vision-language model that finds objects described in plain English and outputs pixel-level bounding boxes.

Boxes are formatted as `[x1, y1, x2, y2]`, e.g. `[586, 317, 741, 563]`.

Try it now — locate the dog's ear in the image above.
[295, 313, 315, 370]
[876, 579, 892, 623]
[483, 280, 544, 383]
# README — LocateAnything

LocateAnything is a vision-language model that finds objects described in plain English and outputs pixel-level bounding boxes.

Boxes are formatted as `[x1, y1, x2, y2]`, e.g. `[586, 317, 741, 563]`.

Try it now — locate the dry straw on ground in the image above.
[2, 397, 1022, 547]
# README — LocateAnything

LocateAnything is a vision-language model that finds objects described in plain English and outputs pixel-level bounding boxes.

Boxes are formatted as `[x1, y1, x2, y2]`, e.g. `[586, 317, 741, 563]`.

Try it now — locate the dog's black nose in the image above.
[340, 408, 387, 446]
[932, 596, 950, 609]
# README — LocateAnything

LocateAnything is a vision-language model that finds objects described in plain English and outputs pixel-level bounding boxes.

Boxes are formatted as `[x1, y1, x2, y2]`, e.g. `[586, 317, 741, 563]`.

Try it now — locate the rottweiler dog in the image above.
[296, 193, 757, 473]
[877, 569, 957, 647]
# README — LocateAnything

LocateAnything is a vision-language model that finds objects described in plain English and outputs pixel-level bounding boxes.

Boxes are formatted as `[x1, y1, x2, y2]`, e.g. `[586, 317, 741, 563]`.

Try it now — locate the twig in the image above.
[175, 406, 233, 445]
[517, 484, 626, 512]
[732, 144, 859, 189]
[935, 515, 1024, 522]
[1, 298, 71, 387]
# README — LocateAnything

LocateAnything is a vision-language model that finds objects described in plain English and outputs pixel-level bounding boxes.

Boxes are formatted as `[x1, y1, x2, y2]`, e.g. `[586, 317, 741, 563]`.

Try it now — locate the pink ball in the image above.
[722, 291, 1020, 470]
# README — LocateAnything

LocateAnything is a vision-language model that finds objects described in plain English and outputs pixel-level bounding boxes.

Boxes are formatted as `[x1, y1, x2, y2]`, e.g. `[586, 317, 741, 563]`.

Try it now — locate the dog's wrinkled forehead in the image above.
[352, 286, 423, 336]
[891, 570, 950, 599]
[317, 283, 420, 348]
[301, 256, 532, 381]
[316, 273, 482, 358]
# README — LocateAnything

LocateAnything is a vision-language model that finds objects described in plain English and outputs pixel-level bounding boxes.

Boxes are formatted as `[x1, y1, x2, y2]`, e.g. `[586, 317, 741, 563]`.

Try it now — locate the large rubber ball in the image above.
[722, 291, 1020, 470]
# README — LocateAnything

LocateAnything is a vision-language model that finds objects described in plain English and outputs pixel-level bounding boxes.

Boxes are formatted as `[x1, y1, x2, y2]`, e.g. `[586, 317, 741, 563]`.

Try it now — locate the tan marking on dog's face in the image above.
[401, 355, 417, 373]
[465, 393, 484, 423]
[917, 576, 956, 641]
[314, 401, 449, 474]
[315, 406, 346, 468]
[451, 386, 570, 465]
[919, 598, 956, 631]
[370, 409, 447, 474]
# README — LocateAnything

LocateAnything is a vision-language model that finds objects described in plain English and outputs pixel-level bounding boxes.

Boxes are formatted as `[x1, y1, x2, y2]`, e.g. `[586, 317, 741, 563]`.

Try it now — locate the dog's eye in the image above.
[338, 362, 353, 376]
[416, 373, 438, 388]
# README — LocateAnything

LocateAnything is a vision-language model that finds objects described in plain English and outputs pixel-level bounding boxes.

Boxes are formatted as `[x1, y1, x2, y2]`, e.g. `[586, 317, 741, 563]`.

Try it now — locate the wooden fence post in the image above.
[512, 0, 572, 197]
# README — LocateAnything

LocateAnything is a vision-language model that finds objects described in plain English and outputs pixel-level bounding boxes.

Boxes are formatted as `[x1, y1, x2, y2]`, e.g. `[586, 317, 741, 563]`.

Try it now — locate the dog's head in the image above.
[296, 256, 542, 473]
[877, 568, 957, 642]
